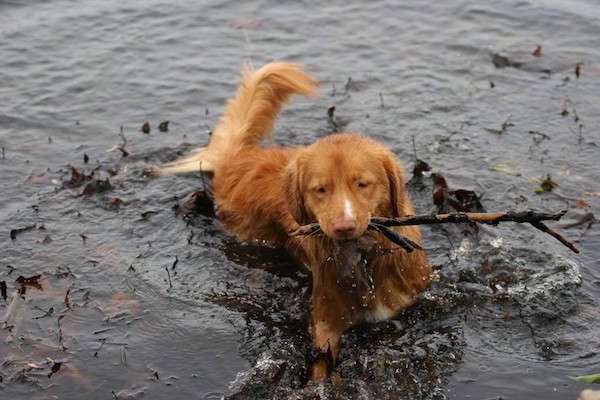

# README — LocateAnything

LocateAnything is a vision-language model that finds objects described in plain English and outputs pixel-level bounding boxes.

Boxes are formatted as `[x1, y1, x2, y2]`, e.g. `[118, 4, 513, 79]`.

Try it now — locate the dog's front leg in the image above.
[310, 283, 353, 382]
[310, 318, 342, 381]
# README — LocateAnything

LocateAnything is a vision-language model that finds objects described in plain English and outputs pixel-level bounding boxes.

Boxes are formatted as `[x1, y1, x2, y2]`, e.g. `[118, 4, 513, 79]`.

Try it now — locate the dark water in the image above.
[1, 0, 599, 399]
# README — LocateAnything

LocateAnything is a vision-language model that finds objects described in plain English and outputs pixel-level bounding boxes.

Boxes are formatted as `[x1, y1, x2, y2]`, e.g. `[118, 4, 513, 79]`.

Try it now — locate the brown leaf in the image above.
[63, 166, 99, 190]
[270, 362, 287, 385]
[108, 197, 123, 207]
[574, 199, 591, 208]
[107, 167, 118, 177]
[82, 178, 112, 196]
[10, 223, 37, 240]
[412, 159, 431, 179]
[158, 121, 169, 132]
[141, 121, 151, 134]
[175, 190, 215, 217]
[16, 274, 43, 290]
[532, 45, 542, 57]
[540, 174, 558, 192]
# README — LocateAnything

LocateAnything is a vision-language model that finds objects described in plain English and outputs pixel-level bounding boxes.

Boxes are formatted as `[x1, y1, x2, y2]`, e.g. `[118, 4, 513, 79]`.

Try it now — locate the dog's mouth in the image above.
[290, 217, 422, 253]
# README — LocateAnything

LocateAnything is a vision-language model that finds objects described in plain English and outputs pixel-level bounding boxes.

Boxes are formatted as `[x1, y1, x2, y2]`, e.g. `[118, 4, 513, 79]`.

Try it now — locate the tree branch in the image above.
[289, 210, 580, 254]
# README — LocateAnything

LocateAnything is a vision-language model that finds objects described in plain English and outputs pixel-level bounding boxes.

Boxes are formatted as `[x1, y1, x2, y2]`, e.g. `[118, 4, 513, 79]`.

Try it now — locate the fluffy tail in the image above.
[157, 62, 319, 175]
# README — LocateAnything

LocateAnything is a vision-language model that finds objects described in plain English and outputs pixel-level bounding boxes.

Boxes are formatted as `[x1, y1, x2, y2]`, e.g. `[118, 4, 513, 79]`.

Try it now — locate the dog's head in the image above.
[282, 133, 413, 241]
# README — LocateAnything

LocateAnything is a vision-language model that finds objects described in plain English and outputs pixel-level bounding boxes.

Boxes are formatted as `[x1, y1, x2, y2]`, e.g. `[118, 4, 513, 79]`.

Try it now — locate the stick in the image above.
[289, 210, 580, 254]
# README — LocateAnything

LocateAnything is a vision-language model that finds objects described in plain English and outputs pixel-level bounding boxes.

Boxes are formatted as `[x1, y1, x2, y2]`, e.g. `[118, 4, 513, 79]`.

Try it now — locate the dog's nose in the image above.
[332, 218, 358, 238]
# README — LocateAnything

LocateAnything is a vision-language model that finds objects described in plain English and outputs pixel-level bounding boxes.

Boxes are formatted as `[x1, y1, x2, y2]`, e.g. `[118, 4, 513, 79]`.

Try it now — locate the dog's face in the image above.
[283, 133, 412, 241]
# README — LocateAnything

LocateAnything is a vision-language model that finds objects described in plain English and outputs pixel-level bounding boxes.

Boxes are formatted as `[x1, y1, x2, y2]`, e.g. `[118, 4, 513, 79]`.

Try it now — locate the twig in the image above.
[119, 126, 127, 147]
[165, 267, 173, 290]
[289, 210, 580, 253]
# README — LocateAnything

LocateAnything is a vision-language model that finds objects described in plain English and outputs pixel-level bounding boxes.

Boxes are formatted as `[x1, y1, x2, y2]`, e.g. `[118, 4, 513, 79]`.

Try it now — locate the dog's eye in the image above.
[315, 187, 326, 194]
[357, 182, 369, 189]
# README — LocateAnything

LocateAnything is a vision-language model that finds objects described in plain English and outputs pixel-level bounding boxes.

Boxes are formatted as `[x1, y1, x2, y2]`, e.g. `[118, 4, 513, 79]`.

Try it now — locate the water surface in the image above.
[1, 0, 599, 399]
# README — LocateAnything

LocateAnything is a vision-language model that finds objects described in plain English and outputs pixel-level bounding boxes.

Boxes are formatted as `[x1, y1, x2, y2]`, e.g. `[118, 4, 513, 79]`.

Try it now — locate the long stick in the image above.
[289, 210, 580, 253]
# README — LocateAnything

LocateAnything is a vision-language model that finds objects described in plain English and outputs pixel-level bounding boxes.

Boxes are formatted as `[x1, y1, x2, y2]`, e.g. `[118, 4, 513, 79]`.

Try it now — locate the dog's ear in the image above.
[282, 158, 309, 224]
[383, 155, 413, 217]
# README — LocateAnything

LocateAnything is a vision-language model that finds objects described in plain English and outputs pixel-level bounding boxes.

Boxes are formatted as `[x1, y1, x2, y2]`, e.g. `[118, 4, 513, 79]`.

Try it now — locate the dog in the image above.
[157, 62, 432, 381]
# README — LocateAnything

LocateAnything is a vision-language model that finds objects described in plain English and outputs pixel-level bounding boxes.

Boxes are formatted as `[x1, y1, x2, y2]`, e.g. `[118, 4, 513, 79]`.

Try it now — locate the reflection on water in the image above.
[1, 0, 599, 398]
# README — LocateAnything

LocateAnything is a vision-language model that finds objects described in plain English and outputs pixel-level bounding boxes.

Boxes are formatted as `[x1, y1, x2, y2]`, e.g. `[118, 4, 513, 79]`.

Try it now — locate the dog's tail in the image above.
[157, 62, 318, 175]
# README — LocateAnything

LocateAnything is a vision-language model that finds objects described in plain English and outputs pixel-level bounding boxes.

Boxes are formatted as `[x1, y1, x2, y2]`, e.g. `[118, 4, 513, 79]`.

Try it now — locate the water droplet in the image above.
[351, 283, 357, 288]
[362, 302, 368, 308]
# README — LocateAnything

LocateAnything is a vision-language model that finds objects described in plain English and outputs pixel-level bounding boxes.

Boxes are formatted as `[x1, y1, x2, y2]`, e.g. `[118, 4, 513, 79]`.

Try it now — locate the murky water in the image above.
[1, 0, 599, 398]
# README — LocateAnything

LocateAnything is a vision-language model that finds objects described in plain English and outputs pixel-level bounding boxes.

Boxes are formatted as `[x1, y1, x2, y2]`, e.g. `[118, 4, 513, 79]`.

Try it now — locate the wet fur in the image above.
[157, 62, 432, 381]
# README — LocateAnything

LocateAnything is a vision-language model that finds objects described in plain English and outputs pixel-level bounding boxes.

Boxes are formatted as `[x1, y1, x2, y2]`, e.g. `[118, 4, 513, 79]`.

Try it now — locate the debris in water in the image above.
[10, 223, 37, 240]
[158, 121, 169, 132]
[175, 190, 215, 217]
[532, 45, 542, 57]
[16, 274, 42, 289]
[535, 174, 558, 193]
[82, 178, 112, 196]
[484, 116, 514, 134]
[431, 173, 486, 214]
[491, 52, 523, 68]
[141, 122, 151, 134]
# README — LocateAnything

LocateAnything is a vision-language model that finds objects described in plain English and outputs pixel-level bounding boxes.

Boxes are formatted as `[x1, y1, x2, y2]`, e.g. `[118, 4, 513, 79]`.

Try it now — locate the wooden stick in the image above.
[289, 210, 580, 254]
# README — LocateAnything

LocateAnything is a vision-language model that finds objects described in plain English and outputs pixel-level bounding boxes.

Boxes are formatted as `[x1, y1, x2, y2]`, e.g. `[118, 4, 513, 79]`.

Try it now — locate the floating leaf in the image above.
[175, 190, 215, 217]
[532, 45, 542, 57]
[141, 122, 150, 134]
[107, 167, 118, 177]
[10, 223, 37, 240]
[571, 373, 600, 384]
[16, 274, 43, 290]
[491, 164, 512, 174]
[158, 121, 169, 132]
[82, 178, 112, 196]
[540, 174, 558, 192]
[575, 199, 591, 208]
[107, 197, 123, 207]
[491, 52, 523, 68]
[412, 159, 431, 179]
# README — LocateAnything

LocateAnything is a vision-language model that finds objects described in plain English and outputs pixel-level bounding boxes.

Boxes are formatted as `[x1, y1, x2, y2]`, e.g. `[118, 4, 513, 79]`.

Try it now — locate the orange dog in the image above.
[158, 62, 432, 381]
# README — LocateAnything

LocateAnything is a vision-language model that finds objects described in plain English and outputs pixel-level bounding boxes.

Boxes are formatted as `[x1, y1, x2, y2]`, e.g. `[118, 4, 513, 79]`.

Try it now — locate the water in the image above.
[1, 0, 599, 398]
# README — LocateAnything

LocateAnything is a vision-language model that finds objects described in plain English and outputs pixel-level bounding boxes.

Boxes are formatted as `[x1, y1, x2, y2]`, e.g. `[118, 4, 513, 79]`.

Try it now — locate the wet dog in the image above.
[157, 62, 432, 381]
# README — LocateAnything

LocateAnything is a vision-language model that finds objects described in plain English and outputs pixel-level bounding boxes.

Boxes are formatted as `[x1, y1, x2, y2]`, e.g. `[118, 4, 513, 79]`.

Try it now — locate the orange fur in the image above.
[159, 62, 432, 381]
